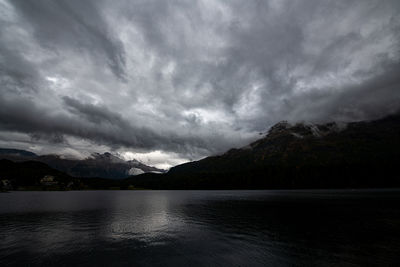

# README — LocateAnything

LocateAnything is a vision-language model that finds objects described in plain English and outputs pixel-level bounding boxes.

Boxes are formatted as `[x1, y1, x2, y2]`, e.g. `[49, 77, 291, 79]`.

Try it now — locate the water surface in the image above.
[1, 190, 400, 266]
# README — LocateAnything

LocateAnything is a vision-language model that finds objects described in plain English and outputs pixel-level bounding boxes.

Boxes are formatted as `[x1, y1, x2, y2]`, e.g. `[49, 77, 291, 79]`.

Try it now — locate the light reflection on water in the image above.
[1, 190, 400, 266]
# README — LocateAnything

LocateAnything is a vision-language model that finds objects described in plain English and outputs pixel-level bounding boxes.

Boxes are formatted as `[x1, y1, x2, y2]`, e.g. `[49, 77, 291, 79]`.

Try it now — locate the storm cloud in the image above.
[1, 0, 400, 167]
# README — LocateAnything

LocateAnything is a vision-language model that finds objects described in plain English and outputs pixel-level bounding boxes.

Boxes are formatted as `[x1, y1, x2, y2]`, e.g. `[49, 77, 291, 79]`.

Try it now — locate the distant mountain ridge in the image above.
[0, 149, 165, 179]
[0, 148, 37, 158]
[2, 113, 400, 189]
[126, 113, 400, 189]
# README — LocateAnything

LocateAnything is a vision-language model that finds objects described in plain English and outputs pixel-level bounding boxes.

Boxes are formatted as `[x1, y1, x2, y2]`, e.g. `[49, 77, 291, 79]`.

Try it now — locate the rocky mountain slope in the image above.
[0, 150, 164, 179]
[127, 113, 400, 189]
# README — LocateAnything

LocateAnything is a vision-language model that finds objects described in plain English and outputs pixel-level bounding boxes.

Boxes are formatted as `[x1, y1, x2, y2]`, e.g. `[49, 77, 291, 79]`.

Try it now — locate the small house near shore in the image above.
[40, 175, 58, 186]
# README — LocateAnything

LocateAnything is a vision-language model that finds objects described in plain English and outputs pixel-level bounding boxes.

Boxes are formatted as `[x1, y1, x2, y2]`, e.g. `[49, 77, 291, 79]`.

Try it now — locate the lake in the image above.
[1, 190, 400, 266]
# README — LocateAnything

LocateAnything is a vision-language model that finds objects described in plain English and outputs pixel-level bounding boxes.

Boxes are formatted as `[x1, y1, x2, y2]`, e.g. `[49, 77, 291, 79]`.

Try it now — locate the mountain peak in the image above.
[267, 120, 290, 135]
[90, 152, 125, 163]
[265, 120, 346, 140]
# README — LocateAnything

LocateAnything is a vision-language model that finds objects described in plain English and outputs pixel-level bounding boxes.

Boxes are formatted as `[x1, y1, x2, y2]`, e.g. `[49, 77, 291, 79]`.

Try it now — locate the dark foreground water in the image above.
[1, 190, 400, 266]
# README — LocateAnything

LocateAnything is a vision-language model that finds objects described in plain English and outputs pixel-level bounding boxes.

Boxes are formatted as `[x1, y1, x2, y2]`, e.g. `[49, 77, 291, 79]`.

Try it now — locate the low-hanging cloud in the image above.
[1, 0, 400, 166]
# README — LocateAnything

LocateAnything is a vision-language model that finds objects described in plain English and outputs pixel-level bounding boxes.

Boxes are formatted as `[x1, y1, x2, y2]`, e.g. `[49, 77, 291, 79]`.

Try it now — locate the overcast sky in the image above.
[1, 0, 400, 168]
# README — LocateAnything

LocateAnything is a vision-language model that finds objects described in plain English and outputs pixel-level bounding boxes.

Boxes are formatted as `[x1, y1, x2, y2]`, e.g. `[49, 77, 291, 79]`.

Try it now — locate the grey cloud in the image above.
[63, 96, 127, 126]
[0, 0, 400, 165]
[0, 93, 222, 158]
[0, 44, 42, 95]
[10, 0, 126, 80]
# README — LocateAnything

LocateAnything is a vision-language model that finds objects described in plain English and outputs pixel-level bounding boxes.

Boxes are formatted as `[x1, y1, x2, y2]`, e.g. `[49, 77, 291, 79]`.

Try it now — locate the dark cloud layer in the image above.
[0, 0, 400, 166]
[10, 0, 126, 79]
